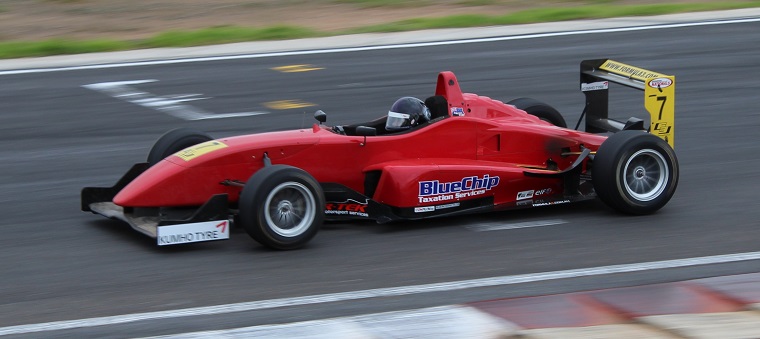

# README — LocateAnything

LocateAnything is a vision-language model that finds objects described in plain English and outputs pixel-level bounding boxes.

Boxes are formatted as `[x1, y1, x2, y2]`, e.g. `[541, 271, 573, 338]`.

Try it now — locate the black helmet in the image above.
[386, 97, 431, 131]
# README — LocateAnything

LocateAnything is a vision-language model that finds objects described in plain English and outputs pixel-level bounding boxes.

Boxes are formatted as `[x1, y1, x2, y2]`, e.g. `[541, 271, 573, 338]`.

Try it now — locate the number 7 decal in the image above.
[644, 76, 675, 148]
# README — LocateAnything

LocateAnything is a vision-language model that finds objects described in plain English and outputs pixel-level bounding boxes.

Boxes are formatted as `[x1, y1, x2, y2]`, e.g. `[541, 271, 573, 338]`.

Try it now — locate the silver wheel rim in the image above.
[623, 149, 669, 201]
[263, 182, 316, 237]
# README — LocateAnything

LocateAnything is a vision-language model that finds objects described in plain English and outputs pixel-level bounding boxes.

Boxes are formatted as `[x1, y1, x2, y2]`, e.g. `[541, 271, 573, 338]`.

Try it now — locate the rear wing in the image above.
[580, 59, 675, 147]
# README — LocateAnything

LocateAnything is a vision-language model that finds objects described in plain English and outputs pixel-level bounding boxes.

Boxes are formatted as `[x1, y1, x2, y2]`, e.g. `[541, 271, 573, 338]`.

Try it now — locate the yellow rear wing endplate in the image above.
[580, 59, 675, 148]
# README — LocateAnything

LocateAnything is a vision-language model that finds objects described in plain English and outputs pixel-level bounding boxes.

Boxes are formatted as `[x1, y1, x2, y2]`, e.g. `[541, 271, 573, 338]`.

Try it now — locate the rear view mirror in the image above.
[355, 126, 376, 136]
[314, 110, 327, 124]
[355, 126, 376, 147]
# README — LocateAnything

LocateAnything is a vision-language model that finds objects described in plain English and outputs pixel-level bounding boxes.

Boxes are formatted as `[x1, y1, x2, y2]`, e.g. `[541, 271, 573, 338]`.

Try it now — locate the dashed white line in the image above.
[3, 251, 760, 336]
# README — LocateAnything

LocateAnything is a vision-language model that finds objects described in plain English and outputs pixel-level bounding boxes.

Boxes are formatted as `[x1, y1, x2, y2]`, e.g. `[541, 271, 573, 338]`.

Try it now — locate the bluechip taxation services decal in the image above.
[418, 175, 499, 203]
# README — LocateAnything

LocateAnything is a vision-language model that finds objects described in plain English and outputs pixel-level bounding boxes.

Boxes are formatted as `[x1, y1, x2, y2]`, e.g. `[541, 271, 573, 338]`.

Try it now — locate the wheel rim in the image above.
[623, 149, 669, 201]
[263, 182, 316, 237]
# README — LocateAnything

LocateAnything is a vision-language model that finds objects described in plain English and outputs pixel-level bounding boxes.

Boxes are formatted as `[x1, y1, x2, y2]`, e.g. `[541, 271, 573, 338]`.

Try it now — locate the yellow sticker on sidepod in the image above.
[175, 140, 228, 161]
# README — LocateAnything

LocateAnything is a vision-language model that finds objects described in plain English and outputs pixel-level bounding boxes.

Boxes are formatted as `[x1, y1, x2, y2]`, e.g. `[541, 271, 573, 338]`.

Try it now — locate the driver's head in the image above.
[386, 97, 431, 131]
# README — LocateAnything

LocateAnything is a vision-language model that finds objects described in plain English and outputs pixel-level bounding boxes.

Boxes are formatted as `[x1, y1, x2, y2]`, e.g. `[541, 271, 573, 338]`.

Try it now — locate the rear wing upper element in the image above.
[580, 59, 675, 148]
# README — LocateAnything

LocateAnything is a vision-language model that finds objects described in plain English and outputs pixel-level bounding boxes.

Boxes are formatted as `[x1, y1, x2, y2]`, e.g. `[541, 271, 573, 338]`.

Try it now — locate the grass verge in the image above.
[0, 25, 319, 59]
[347, 2, 760, 32]
[0, 2, 758, 59]
[0, 39, 131, 59]
[140, 25, 321, 48]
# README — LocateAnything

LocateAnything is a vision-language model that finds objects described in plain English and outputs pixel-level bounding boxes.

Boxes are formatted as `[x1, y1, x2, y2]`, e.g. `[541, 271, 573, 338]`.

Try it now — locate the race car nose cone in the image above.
[113, 160, 189, 207]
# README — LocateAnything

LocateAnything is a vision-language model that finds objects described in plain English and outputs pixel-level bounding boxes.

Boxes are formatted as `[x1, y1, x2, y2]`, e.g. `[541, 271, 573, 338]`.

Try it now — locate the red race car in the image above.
[82, 59, 678, 250]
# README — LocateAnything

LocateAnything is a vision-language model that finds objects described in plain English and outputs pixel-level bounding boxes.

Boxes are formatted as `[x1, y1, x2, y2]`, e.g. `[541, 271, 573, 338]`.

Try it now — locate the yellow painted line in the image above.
[271, 64, 324, 73]
[264, 100, 315, 110]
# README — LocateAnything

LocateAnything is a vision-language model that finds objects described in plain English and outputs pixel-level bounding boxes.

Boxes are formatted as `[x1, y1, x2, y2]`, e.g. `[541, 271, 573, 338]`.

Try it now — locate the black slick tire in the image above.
[239, 165, 325, 250]
[147, 128, 213, 166]
[592, 131, 679, 214]
[507, 97, 567, 128]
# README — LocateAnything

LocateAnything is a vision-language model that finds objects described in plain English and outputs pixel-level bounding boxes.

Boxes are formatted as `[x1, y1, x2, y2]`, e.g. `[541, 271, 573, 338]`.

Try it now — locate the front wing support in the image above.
[82, 163, 231, 244]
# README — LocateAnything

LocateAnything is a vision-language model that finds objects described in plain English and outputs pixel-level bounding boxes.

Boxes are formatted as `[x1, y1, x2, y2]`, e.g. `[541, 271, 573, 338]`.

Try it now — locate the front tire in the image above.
[592, 131, 678, 214]
[508, 97, 567, 128]
[147, 128, 213, 166]
[239, 165, 325, 250]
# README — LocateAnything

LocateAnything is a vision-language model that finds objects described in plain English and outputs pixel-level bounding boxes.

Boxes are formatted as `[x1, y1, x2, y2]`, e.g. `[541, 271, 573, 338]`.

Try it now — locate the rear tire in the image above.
[147, 128, 213, 166]
[239, 165, 324, 250]
[508, 97, 567, 128]
[592, 131, 678, 214]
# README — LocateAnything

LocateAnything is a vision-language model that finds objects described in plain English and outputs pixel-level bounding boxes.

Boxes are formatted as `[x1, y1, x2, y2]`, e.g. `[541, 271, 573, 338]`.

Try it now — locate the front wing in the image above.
[81, 163, 231, 245]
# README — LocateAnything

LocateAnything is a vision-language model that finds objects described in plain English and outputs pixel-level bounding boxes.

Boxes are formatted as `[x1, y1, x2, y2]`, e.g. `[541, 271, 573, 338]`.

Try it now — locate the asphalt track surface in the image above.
[1, 15, 760, 338]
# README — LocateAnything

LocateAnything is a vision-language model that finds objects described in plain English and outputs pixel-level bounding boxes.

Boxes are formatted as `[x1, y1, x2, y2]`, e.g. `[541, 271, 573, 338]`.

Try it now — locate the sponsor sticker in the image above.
[451, 107, 465, 116]
[418, 175, 499, 203]
[415, 202, 461, 213]
[581, 81, 609, 92]
[157, 220, 229, 246]
[652, 122, 672, 136]
[517, 190, 534, 200]
[436, 202, 460, 210]
[325, 200, 369, 217]
[599, 60, 664, 82]
[175, 140, 228, 162]
[414, 206, 435, 213]
[533, 199, 570, 207]
[648, 77, 673, 89]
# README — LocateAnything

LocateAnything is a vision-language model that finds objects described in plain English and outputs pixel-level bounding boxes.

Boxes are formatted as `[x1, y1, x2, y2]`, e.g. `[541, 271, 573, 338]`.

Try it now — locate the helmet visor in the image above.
[386, 111, 411, 130]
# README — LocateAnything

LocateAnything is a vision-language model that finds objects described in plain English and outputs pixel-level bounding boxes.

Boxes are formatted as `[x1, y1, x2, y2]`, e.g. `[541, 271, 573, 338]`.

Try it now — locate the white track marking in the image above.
[140, 305, 519, 339]
[3, 251, 760, 336]
[466, 219, 567, 231]
[83, 80, 268, 120]
[1, 17, 759, 76]
[84, 79, 158, 88]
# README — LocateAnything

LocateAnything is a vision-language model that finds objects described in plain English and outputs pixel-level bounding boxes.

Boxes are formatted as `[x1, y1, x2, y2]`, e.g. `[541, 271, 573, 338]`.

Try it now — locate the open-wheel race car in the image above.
[82, 59, 678, 250]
